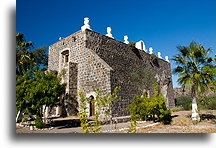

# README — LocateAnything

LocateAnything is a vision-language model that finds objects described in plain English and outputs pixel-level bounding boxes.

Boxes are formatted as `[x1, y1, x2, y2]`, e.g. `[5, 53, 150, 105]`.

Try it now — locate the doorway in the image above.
[89, 96, 95, 116]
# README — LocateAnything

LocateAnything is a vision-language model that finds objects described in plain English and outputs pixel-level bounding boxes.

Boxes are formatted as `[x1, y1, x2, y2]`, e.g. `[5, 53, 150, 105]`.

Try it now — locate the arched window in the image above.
[61, 49, 69, 63]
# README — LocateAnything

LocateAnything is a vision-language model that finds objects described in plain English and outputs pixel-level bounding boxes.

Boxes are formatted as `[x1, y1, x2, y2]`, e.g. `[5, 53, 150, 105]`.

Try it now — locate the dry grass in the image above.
[136, 110, 216, 133]
[172, 116, 193, 126]
[136, 120, 215, 133]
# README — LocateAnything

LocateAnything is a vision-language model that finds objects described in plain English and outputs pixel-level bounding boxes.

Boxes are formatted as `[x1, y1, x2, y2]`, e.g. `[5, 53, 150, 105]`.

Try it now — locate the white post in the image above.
[16, 110, 21, 122]
[158, 52, 162, 59]
[165, 56, 169, 62]
[106, 27, 114, 38]
[149, 47, 153, 54]
[81, 17, 91, 31]
[124, 35, 129, 44]
[56, 106, 59, 116]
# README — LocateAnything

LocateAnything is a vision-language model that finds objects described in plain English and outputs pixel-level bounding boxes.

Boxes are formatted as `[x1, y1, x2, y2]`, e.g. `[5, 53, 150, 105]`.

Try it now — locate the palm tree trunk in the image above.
[191, 85, 200, 121]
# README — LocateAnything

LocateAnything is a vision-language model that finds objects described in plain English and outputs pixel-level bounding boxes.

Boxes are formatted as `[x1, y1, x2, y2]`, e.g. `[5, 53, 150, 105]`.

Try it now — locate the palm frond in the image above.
[173, 66, 184, 74]
[173, 41, 215, 94]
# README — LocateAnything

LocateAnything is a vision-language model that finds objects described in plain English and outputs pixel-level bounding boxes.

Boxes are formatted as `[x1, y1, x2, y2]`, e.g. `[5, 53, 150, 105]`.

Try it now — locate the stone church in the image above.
[48, 17, 175, 118]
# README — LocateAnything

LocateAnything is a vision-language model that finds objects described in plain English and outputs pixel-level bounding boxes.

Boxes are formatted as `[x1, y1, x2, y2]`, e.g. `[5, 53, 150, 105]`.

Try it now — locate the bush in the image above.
[158, 109, 172, 125]
[176, 95, 216, 111]
[198, 95, 216, 110]
[129, 41, 136, 47]
[128, 84, 172, 124]
[171, 106, 184, 112]
[175, 96, 192, 110]
[35, 116, 45, 129]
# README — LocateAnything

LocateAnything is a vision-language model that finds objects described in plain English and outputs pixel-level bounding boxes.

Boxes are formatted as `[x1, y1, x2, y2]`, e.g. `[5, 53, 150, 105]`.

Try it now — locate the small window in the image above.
[65, 54, 69, 63]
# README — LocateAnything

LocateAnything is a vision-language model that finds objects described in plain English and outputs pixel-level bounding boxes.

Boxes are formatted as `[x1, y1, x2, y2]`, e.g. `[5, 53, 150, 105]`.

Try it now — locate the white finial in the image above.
[124, 35, 129, 44]
[158, 52, 162, 59]
[149, 47, 153, 54]
[59, 37, 63, 40]
[165, 56, 169, 62]
[106, 27, 114, 38]
[81, 17, 91, 31]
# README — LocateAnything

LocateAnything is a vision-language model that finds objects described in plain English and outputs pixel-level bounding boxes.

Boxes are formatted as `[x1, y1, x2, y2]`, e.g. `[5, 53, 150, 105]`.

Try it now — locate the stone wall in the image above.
[48, 30, 112, 116]
[48, 29, 175, 117]
[85, 29, 175, 116]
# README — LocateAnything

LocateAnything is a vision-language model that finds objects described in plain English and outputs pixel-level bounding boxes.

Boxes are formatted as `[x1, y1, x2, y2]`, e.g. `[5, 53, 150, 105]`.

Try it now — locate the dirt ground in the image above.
[16, 110, 216, 133]
[136, 110, 216, 133]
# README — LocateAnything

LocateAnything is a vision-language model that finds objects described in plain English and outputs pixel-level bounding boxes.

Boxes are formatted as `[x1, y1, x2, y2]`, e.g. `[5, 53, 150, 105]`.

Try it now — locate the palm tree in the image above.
[172, 41, 215, 121]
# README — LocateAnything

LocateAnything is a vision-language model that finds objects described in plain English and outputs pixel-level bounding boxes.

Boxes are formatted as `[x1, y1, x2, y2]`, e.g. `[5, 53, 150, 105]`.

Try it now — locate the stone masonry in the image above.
[48, 28, 175, 117]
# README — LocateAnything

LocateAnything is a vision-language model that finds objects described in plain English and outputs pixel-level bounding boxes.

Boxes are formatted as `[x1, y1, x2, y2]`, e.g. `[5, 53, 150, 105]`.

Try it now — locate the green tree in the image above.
[16, 32, 65, 124]
[16, 32, 47, 77]
[172, 41, 215, 121]
[16, 70, 66, 121]
[131, 64, 157, 95]
[175, 96, 192, 110]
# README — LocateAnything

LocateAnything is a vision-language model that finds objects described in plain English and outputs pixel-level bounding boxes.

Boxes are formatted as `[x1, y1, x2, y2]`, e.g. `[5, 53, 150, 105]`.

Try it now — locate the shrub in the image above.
[171, 106, 184, 112]
[128, 84, 172, 124]
[158, 109, 172, 125]
[129, 41, 136, 47]
[78, 87, 121, 133]
[198, 95, 216, 110]
[175, 96, 192, 110]
[176, 95, 216, 111]
[35, 116, 45, 129]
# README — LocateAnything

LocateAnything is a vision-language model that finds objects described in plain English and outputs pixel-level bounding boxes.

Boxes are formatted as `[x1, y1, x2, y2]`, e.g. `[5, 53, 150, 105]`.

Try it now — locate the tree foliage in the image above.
[198, 95, 216, 110]
[16, 32, 65, 121]
[16, 70, 66, 117]
[131, 64, 157, 94]
[175, 96, 192, 110]
[16, 32, 47, 77]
